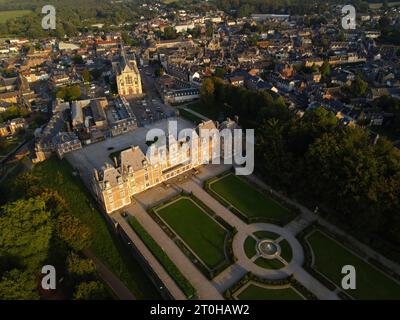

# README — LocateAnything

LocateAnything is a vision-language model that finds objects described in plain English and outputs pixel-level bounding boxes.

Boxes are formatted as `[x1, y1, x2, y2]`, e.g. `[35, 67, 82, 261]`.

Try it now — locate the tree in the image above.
[214, 66, 226, 78]
[162, 26, 177, 40]
[67, 253, 96, 283]
[73, 281, 109, 300]
[288, 107, 338, 156]
[200, 77, 215, 105]
[56, 85, 82, 101]
[82, 68, 90, 83]
[72, 55, 83, 65]
[56, 213, 91, 252]
[0, 197, 53, 299]
[351, 76, 368, 97]
[0, 269, 39, 300]
[0, 197, 53, 270]
[121, 31, 129, 45]
[319, 61, 331, 79]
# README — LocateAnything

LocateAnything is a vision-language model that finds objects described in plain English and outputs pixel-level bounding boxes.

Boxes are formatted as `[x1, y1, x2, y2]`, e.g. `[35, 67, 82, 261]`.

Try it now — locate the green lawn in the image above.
[254, 257, 285, 270]
[188, 102, 222, 120]
[178, 108, 203, 125]
[279, 239, 293, 263]
[210, 174, 293, 222]
[31, 157, 160, 299]
[156, 197, 228, 269]
[0, 10, 32, 23]
[244, 236, 257, 259]
[253, 231, 280, 240]
[308, 230, 400, 300]
[236, 283, 303, 300]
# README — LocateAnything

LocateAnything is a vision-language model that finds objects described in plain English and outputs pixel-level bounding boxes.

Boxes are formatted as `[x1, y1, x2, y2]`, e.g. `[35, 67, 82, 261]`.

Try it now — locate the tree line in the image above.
[0, 169, 110, 299]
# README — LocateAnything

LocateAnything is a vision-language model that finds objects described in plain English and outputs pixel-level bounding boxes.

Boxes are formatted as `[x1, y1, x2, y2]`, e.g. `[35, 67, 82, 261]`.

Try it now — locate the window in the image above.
[126, 75, 133, 85]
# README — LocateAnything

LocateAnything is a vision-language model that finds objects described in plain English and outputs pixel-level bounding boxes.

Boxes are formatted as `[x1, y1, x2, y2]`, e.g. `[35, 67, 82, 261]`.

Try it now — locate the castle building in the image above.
[113, 50, 143, 96]
[93, 120, 223, 214]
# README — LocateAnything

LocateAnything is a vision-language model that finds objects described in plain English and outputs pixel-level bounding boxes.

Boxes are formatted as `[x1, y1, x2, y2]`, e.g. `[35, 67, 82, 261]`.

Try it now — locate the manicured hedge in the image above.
[223, 272, 317, 300]
[127, 216, 196, 299]
[204, 171, 299, 226]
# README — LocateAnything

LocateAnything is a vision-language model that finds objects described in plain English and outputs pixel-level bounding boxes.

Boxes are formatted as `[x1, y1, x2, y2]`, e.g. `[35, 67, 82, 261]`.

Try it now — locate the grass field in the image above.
[209, 174, 293, 222]
[178, 108, 204, 125]
[254, 257, 285, 270]
[236, 283, 303, 300]
[279, 239, 293, 263]
[0, 10, 32, 23]
[188, 102, 222, 120]
[307, 230, 400, 299]
[31, 157, 160, 299]
[156, 197, 228, 269]
[244, 236, 257, 259]
[253, 230, 280, 240]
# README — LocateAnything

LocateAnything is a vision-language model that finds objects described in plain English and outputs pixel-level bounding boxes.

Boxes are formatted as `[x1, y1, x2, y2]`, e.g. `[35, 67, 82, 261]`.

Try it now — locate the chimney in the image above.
[113, 157, 118, 168]
[94, 169, 99, 181]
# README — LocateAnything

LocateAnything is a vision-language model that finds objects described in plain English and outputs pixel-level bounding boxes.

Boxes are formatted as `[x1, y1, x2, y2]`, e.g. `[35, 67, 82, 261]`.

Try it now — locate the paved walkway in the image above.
[124, 201, 223, 300]
[112, 213, 187, 300]
[83, 250, 135, 300]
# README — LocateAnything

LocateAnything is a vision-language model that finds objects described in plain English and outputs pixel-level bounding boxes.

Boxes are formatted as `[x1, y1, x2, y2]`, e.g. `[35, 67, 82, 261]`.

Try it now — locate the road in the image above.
[83, 250, 136, 300]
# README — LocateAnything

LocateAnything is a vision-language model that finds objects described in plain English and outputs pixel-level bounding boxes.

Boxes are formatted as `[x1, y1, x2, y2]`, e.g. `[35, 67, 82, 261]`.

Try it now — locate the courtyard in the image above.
[65, 117, 194, 175]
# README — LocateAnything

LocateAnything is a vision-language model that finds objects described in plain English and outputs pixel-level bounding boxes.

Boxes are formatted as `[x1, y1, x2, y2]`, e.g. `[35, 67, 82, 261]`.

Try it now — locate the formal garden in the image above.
[205, 172, 297, 225]
[301, 226, 400, 300]
[243, 231, 293, 270]
[149, 193, 236, 279]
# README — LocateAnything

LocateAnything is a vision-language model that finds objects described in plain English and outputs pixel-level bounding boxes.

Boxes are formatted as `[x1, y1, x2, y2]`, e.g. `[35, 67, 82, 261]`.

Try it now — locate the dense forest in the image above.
[200, 77, 400, 261]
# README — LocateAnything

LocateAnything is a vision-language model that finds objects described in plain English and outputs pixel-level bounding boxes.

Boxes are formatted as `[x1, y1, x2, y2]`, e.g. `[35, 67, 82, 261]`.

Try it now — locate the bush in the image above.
[73, 281, 109, 300]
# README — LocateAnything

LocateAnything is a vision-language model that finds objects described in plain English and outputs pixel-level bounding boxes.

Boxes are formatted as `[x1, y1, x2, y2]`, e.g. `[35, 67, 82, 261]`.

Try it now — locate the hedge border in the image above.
[148, 191, 235, 280]
[223, 272, 317, 300]
[127, 216, 197, 299]
[204, 170, 299, 227]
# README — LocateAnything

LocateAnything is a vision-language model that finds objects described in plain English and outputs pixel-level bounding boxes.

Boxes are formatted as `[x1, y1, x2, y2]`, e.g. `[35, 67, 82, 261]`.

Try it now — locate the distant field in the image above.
[0, 10, 32, 23]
